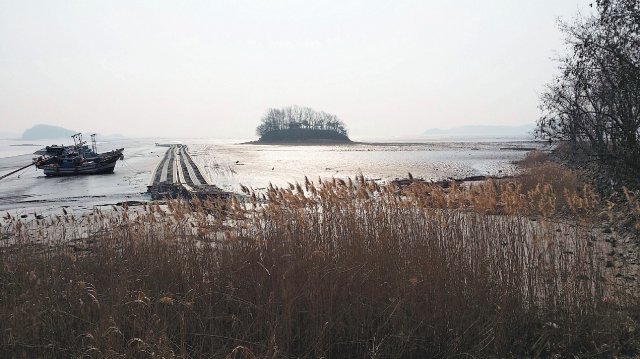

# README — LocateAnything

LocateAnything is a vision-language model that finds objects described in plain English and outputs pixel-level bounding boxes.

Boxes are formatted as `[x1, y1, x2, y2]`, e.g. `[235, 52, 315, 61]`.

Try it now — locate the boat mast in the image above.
[91, 134, 98, 154]
[72, 133, 82, 147]
[72, 133, 84, 159]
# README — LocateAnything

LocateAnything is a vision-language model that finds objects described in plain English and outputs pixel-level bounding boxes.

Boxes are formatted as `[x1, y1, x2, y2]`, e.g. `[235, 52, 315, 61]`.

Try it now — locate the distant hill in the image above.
[423, 124, 535, 137]
[22, 124, 76, 140]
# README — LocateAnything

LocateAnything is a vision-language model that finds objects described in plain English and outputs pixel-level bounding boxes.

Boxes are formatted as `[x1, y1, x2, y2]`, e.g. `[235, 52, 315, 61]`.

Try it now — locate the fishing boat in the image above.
[34, 133, 124, 176]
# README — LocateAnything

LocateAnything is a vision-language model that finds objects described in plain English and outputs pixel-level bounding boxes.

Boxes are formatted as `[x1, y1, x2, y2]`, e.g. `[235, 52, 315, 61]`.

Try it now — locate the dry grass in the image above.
[404, 164, 598, 220]
[0, 163, 639, 357]
[518, 149, 549, 168]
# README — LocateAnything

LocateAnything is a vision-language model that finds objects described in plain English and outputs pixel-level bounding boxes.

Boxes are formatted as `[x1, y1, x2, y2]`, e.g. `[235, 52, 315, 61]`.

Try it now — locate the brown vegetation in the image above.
[1, 161, 639, 357]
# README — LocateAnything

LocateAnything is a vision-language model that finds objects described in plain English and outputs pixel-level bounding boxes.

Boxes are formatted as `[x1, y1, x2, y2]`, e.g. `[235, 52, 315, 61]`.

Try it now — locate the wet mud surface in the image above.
[0, 137, 545, 215]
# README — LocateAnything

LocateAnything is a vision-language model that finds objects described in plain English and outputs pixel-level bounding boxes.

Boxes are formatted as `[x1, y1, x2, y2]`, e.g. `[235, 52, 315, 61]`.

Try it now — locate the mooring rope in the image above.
[0, 162, 36, 181]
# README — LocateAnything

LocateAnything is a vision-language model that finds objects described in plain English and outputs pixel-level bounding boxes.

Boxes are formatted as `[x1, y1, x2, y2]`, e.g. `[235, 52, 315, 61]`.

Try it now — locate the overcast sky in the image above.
[0, 0, 591, 139]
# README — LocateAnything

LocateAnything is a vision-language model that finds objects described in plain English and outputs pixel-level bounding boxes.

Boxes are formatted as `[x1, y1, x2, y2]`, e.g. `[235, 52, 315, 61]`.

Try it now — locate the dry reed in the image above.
[0, 163, 638, 358]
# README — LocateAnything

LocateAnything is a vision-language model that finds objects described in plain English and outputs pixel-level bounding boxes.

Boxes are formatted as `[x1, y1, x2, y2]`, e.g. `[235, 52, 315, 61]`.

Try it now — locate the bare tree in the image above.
[538, 0, 640, 171]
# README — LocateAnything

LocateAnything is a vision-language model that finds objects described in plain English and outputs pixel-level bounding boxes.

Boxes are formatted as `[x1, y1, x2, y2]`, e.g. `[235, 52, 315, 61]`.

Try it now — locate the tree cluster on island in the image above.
[538, 0, 639, 180]
[256, 106, 351, 143]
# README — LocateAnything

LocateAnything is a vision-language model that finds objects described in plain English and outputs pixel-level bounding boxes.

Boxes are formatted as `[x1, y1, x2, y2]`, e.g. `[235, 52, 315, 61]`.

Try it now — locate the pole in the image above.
[0, 161, 36, 181]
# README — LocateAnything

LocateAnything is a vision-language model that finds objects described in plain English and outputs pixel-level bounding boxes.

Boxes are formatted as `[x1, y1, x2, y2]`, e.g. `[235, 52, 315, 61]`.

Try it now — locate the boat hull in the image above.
[42, 160, 118, 176]
[37, 150, 123, 177]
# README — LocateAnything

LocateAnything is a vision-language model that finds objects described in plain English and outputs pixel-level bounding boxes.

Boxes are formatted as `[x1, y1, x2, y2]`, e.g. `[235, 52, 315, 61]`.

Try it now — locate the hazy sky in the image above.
[0, 0, 591, 139]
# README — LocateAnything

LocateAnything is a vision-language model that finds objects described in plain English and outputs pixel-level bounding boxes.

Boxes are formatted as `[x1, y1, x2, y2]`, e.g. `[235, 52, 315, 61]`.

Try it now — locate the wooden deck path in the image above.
[148, 145, 231, 200]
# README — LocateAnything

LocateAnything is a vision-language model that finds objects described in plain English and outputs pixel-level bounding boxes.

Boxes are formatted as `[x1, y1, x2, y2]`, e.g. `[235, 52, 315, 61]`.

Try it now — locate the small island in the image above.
[22, 124, 76, 140]
[253, 106, 351, 144]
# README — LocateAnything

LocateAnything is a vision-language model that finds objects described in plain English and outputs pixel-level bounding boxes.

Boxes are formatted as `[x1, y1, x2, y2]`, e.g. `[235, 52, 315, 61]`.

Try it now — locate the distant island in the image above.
[253, 106, 351, 144]
[423, 124, 535, 137]
[22, 124, 76, 140]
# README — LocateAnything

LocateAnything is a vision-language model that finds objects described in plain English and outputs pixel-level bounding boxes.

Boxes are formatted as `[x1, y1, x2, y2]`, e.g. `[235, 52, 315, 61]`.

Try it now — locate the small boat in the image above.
[35, 133, 124, 176]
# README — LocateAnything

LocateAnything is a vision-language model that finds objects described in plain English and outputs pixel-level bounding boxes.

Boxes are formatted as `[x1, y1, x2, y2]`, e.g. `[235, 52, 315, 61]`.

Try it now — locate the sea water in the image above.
[0, 137, 545, 216]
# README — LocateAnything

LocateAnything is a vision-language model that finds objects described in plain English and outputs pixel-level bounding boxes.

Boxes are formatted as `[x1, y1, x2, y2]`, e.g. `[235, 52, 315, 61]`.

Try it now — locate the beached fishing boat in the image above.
[34, 133, 124, 176]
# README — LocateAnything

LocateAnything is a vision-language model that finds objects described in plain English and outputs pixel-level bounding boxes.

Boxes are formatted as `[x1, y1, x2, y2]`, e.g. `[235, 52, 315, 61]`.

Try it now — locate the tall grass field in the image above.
[1, 156, 639, 357]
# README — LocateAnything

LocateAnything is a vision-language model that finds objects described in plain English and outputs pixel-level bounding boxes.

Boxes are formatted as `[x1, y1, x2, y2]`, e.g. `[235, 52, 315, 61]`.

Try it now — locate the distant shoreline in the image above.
[242, 139, 356, 145]
[241, 139, 544, 149]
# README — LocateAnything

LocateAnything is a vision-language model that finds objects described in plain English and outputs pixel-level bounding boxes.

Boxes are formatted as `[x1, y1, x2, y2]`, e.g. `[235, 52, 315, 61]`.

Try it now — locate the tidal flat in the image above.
[0, 137, 543, 216]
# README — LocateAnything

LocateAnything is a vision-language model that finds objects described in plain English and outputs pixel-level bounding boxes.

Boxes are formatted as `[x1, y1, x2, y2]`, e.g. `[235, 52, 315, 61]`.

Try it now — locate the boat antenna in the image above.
[90, 134, 98, 154]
